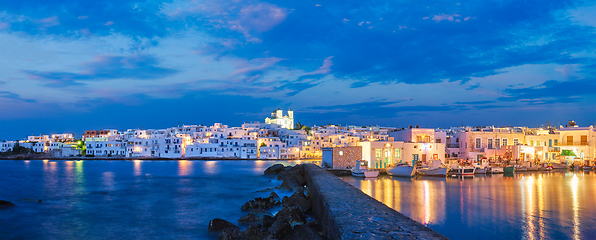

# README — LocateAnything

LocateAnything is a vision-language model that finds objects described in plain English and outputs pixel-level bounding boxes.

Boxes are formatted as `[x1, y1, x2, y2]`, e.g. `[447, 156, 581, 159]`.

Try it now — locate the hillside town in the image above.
[1, 109, 595, 168]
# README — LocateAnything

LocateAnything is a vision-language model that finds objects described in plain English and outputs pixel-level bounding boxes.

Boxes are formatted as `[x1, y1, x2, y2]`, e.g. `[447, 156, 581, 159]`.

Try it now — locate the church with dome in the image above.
[265, 108, 294, 129]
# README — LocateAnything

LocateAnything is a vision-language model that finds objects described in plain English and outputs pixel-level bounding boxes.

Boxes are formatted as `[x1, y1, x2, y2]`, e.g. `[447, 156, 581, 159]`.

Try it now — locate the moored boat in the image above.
[419, 167, 448, 177]
[551, 163, 567, 169]
[504, 166, 515, 173]
[527, 166, 539, 171]
[515, 166, 527, 172]
[583, 165, 593, 171]
[351, 160, 379, 178]
[487, 166, 504, 174]
[450, 166, 475, 176]
[386, 164, 417, 178]
[474, 167, 487, 174]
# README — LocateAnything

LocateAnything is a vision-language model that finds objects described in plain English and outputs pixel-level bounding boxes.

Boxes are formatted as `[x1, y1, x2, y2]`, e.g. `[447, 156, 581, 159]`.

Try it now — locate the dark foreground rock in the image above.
[277, 165, 306, 191]
[208, 218, 240, 232]
[243, 224, 268, 240]
[219, 228, 246, 240]
[282, 191, 311, 212]
[0, 200, 15, 209]
[286, 223, 326, 240]
[241, 192, 280, 210]
[264, 164, 285, 175]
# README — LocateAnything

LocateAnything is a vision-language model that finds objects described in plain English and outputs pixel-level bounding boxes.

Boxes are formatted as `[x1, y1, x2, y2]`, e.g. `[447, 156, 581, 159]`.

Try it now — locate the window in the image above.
[549, 139, 552, 147]
[554, 140, 558, 146]
[436, 139, 442, 143]
[502, 138, 508, 147]
[495, 139, 500, 149]
[529, 140, 534, 146]
[581, 135, 587, 143]
[567, 136, 573, 143]
[339, 151, 344, 156]
[375, 149, 381, 158]
[394, 149, 401, 158]
[475, 138, 481, 149]
[513, 138, 519, 145]
[488, 139, 493, 149]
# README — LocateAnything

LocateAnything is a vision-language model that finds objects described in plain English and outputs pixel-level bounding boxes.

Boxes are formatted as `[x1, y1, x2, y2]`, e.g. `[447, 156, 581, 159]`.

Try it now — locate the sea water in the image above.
[0, 160, 297, 239]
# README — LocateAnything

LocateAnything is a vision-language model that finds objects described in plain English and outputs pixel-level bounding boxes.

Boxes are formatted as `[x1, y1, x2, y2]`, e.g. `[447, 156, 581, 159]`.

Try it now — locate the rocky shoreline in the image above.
[208, 164, 327, 240]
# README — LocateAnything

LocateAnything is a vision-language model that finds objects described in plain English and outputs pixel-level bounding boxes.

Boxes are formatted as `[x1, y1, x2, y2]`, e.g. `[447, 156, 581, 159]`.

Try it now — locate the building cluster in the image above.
[1, 110, 595, 166]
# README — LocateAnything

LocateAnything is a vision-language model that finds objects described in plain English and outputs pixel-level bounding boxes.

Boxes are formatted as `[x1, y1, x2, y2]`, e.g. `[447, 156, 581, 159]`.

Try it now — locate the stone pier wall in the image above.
[304, 164, 447, 239]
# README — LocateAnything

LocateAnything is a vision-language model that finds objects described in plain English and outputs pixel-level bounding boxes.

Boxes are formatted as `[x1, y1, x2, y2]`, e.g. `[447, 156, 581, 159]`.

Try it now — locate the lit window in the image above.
[339, 151, 344, 156]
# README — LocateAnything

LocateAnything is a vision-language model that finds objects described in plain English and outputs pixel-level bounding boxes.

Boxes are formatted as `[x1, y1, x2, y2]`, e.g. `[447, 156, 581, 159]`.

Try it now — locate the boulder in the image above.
[264, 164, 286, 175]
[282, 191, 311, 212]
[219, 228, 246, 240]
[208, 218, 240, 232]
[241, 194, 280, 210]
[238, 213, 263, 225]
[262, 215, 275, 228]
[277, 165, 306, 191]
[286, 223, 326, 240]
[274, 205, 306, 226]
[269, 192, 281, 203]
[267, 218, 292, 239]
[0, 200, 15, 209]
[243, 224, 268, 240]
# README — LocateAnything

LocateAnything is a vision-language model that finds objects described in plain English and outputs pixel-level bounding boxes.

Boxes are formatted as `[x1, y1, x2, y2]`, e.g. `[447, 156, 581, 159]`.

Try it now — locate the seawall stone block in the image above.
[304, 164, 447, 240]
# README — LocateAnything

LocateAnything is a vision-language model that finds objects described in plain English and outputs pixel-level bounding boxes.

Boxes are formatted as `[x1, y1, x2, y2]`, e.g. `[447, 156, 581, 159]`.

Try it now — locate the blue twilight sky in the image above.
[1, 0, 596, 140]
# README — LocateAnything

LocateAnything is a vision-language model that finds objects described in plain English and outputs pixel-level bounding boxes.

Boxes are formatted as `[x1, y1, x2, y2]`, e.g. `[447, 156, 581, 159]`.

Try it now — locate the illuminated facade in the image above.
[265, 108, 294, 129]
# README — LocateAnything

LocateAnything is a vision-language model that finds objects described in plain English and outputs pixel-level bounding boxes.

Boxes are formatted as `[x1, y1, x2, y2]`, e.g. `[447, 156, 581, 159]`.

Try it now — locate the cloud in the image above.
[431, 13, 461, 22]
[104, 21, 114, 26]
[303, 56, 333, 76]
[38, 16, 60, 27]
[499, 78, 596, 103]
[25, 54, 179, 86]
[466, 83, 481, 90]
[455, 100, 495, 105]
[555, 64, 576, 78]
[0, 91, 35, 103]
[229, 57, 283, 77]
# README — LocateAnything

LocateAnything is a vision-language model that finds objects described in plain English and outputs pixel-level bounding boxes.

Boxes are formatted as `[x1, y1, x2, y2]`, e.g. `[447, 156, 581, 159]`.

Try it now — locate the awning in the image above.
[561, 150, 576, 156]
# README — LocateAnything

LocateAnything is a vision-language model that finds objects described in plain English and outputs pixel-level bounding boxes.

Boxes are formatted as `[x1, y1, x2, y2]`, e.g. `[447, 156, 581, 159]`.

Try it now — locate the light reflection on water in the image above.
[0, 160, 297, 239]
[342, 171, 596, 239]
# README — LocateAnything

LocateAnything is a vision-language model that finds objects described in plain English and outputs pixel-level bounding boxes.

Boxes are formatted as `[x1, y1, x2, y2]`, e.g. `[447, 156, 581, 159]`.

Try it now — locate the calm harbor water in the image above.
[342, 171, 596, 239]
[0, 160, 298, 240]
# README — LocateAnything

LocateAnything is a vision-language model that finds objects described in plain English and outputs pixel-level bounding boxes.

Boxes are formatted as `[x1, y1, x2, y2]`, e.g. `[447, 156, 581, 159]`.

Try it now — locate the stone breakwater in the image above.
[208, 164, 326, 240]
[207, 163, 447, 240]
[304, 164, 447, 239]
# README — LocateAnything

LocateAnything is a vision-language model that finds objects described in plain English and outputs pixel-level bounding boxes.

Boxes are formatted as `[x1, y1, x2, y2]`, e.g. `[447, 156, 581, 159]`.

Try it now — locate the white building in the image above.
[265, 108, 294, 129]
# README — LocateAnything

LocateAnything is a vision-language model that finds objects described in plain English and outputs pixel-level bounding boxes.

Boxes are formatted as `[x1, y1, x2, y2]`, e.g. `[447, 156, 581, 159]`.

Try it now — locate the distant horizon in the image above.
[1, 0, 595, 140]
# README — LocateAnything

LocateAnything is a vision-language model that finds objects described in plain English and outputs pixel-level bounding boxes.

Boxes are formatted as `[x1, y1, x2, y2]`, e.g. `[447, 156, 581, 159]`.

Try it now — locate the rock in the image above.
[282, 191, 311, 212]
[241, 194, 280, 210]
[219, 228, 246, 240]
[264, 164, 286, 175]
[286, 224, 326, 240]
[269, 192, 281, 202]
[267, 218, 292, 239]
[243, 224, 268, 240]
[0, 200, 15, 209]
[209, 218, 240, 232]
[262, 215, 275, 228]
[277, 165, 306, 191]
[238, 213, 263, 225]
[274, 205, 306, 226]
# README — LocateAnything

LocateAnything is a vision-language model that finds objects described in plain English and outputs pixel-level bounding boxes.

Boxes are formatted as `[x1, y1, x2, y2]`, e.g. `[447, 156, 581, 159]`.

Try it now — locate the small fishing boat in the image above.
[450, 166, 475, 176]
[527, 166, 539, 171]
[351, 160, 379, 178]
[419, 167, 448, 177]
[583, 165, 593, 171]
[504, 166, 515, 173]
[474, 167, 487, 174]
[488, 167, 504, 174]
[551, 163, 567, 169]
[515, 166, 527, 172]
[386, 164, 417, 178]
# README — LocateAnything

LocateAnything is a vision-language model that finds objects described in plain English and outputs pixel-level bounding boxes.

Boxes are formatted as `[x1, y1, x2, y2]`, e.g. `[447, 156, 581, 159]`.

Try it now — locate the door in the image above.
[422, 154, 427, 163]
[412, 154, 419, 165]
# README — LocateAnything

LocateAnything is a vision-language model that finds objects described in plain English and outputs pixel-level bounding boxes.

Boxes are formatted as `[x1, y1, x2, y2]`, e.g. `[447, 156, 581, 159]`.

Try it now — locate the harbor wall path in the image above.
[304, 164, 448, 239]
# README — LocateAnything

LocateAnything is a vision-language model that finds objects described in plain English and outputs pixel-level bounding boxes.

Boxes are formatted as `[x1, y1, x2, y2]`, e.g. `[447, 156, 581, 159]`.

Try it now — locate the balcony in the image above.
[558, 142, 588, 146]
